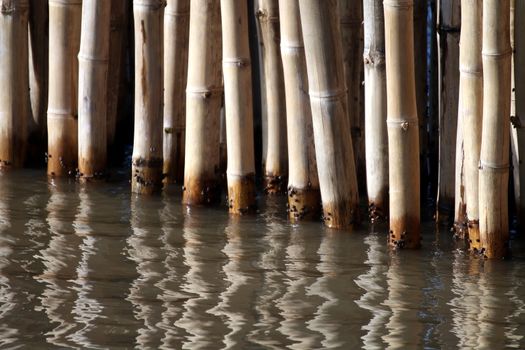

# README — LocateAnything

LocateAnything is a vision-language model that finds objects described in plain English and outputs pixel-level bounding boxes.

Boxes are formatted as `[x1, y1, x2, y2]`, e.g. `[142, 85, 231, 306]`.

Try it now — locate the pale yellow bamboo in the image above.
[131, 0, 164, 194]
[221, 0, 256, 214]
[453, 93, 466, 236]
[47, 0, 82, 177]
[299, 0, 359, 229]
[182, 0, 222, 205]
[163, 0, 189, 185]
[384, 0, 421, 248]
[78, 0, 111, 180]
[279, 0, 320, 221]
[479, 0, 511, 259]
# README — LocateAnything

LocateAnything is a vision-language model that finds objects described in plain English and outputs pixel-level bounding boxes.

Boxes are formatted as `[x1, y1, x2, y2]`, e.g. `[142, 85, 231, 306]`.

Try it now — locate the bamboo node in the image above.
[223, 58, 250, 68]
[383, 0, 413, 10]
[387, 118, 418, 131]
[186, 86, 223, 99]
[478, 160, 510, 172]
[309, 89, 347, 101]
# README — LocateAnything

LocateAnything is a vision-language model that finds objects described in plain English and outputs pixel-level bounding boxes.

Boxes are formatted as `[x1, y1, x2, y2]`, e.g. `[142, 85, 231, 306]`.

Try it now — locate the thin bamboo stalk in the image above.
[279, 0, 320, 221]
[78, 0, 111, 180]
[363, 0, 388, 221]
[131, 0, 164, 194]
[256, 0, 288, 194]
[221, 0, 256, 214]
[453, 94, 466, 236]
[47, 0, 82, 177]
[414, 0, 428, 166]
[436, 0, 461, 224]
[384, 0, 421, 248]
[479, 0, 511, 259]
[182, 0, 222, 205]
[299, 0, 359, 229]
[163, 0, 189, 185]
[459, 0, 483, 250]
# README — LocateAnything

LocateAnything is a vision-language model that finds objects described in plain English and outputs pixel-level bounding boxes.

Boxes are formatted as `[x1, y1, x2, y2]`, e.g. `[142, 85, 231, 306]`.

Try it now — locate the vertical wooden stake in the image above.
[453, 93, 466, 236]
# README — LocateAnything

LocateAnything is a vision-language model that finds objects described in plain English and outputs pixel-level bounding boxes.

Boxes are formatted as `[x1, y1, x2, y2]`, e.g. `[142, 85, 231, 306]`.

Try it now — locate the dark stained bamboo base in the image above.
[182, 176, 221, 206]
[131, 157, 163, 195]
[263, 174, 287, 194]
[287, 186, 321, 222]
[321, 200, 358, 229]
[389, 215, 421, 249]
[227, 173, 256, 215]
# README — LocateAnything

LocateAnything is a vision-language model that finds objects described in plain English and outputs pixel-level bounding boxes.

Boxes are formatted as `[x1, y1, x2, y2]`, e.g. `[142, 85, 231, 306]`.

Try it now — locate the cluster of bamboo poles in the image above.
[0, 0, 522, 258]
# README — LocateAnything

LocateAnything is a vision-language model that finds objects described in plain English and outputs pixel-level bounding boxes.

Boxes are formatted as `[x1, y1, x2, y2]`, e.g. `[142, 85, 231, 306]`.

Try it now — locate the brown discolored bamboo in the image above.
[459, 0, 483, 250]
[163, 0, 190, 185]
[436, 0, 460, 224]
[221, 0, 256, 214]
[299, 0, 359, 229]
[279, 0, 320, 221]
[131, 0, 164, 194]
[256, 0, 288, 194]
[182, 0, 222, 206]
[453, 95, 466, 236]
[78, 0, 111, 180]
[363, 0, 388, 221]
[47, 0, 82, 177]
[384, 0, 421, 248]
[0, 0, 30, 169]
[479, 0, 511, 259]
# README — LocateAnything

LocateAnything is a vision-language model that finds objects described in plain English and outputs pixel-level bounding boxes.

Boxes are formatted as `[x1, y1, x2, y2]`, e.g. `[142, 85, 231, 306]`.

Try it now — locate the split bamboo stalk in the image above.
[47, 0, 82, 177]
[299, 0, 359, 229]
[0, 0, 30, 168]
[479, 0, 511, 259]
[163, 0, 190, 185]
[436, 0, 461, 224]
[279, 0, 320, 221]
[131, 0, 164, 194]
[363, 0, 388, 221]
[28, 0, 49, 163]
[256, 0, 288, 194]
[459, 0, 483, 250]
[221, 0, 256, 214]
[384, 0, 421, 248]
[78, 0, 111, 180]
[182, 0, 222, 205]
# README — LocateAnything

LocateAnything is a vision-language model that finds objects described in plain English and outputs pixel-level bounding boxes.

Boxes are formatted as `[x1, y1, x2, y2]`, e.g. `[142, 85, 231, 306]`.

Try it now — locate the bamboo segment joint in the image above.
[255, 10, 278, 23]
[459, 67, 483, 76]
[309, 89, 347, 101]
[383, 0, 413, 10]
[479, 160, 510, 172]
[223, 58, 250, 68]
[49, 0, 82, 6]
[482, 49, 513, 59]
[186, 86, 223, 99]
[387, 118, 418, 131]
[78, 53, 109, 64]
[133, 0, 166, 10]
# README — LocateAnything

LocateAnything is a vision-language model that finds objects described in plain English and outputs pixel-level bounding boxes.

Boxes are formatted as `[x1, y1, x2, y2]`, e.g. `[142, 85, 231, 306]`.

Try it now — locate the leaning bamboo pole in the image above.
[279, 0, 320, 221]
[163, 0, 190, 185]
[182, 0, 222, 205]
[256, 0, 288, 194]
[384, 0, 421, 248]
[0, 0, 30, 168]
[299, 0, 359, 229]
[221, 0, 256, 214]
[131, 0, 164, 194]
[78, 0, 111, 180]
[363, 0, 388, 221]
[459, 0, 483, 250]
[47, 0, 82, 177]
[479, 0, 511, 259]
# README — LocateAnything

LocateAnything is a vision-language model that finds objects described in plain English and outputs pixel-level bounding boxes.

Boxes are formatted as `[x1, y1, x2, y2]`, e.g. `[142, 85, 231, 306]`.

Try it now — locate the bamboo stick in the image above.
[299, 0, 359, 229]
[363, 0, 388, 221]
[279, 0, 320, 221]
[479, 0, 511, 259]
[77, 0, 111, 180]
[256, 0, 288, 194]
[414, 0, 428, 168]
[163, 0, 189, 185]
[384, 0, 421, 248]
[436, 0, 460, 224]
[182, 0, 222, 205]
[131, 0, 164, 194]
[459, 0, 483, 250]
[453, 93, 466, 236]
[47, 0, 82, 177]
[221, 0, 256, 214]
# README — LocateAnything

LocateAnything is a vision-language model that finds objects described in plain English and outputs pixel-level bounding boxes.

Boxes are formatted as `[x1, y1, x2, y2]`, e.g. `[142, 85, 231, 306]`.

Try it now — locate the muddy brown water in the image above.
[0, 170, 524, 349]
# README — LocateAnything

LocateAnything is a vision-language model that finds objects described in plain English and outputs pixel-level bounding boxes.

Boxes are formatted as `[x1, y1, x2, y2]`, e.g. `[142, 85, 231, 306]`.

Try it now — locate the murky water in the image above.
[0, 170, 525, 349]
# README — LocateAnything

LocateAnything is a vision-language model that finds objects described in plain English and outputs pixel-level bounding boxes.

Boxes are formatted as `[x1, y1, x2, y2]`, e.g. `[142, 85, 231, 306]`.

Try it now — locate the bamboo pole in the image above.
[182, 0, 222, 205]
[363, 0, 388, 221]
[384, 0, 421, 248]
[436, 0, 460, 224]
[131, 0, 164, 194]
[163, 0, 189, 185]
[479, 0, 511, 259]
[47, 0, 82, 177]
[256, 0, 288, 194]
[77, 0, 111, 180]
[459, 0, 483, 250]
[299, 0, 359, 229]
[221, 0, 256, 214]
[453, 94, 466, 236]
[279, 0, 320, 221]
[414, 0, 428, 168]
